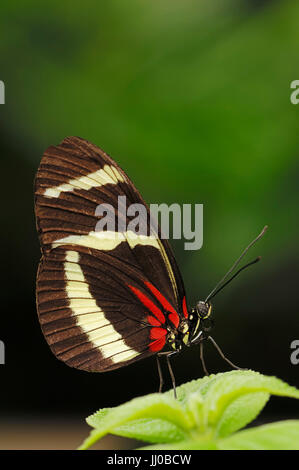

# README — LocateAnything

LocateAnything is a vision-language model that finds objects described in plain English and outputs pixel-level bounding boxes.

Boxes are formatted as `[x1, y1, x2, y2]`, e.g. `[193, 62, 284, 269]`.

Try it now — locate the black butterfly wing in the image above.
[35, 137, 188, 371]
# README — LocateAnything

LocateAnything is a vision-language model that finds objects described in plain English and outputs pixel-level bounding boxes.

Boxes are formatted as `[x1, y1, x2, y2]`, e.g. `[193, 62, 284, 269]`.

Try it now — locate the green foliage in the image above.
[78, 370, 299, 450]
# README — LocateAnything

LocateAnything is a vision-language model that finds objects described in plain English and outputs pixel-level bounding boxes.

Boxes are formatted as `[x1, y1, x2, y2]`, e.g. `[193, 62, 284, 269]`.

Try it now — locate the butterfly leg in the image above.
[157, 351, 178, 399]
[166, 352, 177, 400]
[199, 340, 209, 376]
[156, 355, 164, 394]
[208, 335, 244, 370]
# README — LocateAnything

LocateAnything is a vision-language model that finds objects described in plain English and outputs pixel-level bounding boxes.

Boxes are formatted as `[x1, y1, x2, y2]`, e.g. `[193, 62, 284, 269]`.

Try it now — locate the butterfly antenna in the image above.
[204, 225, 268, 303]
[206, 256, 261, 302]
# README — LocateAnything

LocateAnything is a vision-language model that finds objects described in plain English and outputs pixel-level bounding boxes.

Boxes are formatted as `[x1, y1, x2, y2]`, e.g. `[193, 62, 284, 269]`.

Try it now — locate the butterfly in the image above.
[35, 137, 267, 397]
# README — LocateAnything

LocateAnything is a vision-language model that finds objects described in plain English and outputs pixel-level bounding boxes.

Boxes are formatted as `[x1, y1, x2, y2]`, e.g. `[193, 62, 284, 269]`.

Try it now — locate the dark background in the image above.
[0, 0, 298, 448]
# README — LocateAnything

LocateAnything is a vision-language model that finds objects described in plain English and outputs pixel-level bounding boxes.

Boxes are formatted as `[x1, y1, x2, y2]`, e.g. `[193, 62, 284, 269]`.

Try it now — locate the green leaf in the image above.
[199, 370, 299, 437]
[79, 393, 194, 450]
[219, 420, 299, 450]
[215, 391, 270, 438]
[79, 371, 299, 450]
[140, 421, 299, 450]
[112, 418, 186, 444]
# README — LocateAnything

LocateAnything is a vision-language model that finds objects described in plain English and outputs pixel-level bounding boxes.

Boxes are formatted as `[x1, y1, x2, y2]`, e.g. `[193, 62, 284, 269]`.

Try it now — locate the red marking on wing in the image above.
[168, 312, 179, 328]
[147, 315, 161, 326]
[182, 296, 188, 319]
[150, 327, 167, 340]
[149, 336, 166, 352]
[144, 281, 177, 315]
[128, 284, 165, 324]
[144, 281, 180, 327]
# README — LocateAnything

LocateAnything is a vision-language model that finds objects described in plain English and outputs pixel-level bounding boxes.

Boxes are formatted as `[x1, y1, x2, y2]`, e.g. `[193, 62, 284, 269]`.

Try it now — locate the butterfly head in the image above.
[186, 301, 213, 345]
[196, 300, 214, 335]
[195, 300, 212, 320]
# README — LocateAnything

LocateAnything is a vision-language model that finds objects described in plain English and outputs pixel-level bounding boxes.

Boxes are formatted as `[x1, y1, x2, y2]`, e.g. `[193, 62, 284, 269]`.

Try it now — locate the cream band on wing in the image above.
[43, 164, 124, 198]
[64, 250, 139, 364]
[53, 230, 160, 251]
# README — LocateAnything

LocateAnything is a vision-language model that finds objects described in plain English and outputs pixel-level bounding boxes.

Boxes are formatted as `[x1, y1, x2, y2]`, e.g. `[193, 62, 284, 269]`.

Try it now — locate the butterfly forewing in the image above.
[35, 137, 187, 371]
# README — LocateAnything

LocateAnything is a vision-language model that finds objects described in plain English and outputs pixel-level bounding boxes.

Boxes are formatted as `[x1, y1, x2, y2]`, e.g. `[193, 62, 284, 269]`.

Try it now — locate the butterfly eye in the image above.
[196, 300, 210, 319]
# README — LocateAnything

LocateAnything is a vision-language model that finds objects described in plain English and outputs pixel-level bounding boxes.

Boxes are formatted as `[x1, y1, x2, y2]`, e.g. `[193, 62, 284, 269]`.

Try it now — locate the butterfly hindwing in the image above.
[35, 137, 186, 371]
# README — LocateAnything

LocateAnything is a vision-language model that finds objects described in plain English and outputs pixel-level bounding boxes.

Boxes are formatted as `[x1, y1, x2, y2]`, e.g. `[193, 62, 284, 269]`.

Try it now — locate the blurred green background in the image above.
[0, 0, 299, 448]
